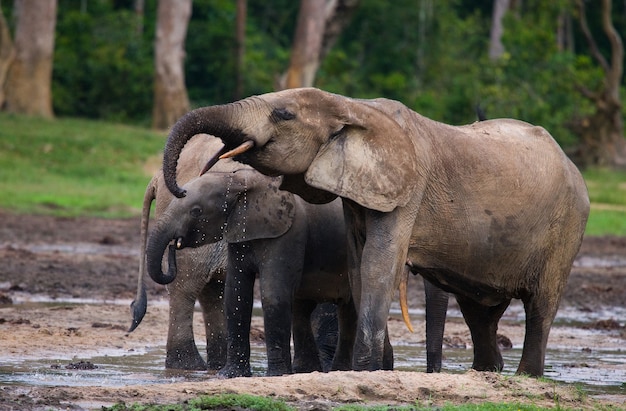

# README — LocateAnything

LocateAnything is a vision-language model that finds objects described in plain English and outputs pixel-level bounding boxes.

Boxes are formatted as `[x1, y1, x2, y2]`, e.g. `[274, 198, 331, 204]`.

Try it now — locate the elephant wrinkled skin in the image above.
[130, 134, 229, 370]
[140, 134, 399, 377]
[130, 134, 350, 373]
[161, 88, 590, 377]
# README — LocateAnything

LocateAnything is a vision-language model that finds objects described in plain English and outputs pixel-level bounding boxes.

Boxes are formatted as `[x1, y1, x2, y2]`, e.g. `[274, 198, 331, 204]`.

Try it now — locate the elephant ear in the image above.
[304, 104, 420, 213]
[223, 172, 295, 243]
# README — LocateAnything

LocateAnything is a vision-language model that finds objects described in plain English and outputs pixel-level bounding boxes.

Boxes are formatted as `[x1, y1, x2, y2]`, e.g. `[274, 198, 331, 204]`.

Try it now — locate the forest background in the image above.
[1, 0, 625, 169]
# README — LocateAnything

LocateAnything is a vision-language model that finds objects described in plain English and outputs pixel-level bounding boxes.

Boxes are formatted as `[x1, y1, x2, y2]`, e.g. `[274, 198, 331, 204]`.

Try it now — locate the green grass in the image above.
[582, 168, 626, 236]
[103, 395, 601, 411]
[104, 393, 294, 411]
[0, 112, 165, 217]
[0, 113, 624, 235]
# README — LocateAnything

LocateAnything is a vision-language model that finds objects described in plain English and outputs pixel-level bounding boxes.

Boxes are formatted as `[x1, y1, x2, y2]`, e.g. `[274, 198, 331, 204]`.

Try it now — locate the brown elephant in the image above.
[159, 88, 590, 377]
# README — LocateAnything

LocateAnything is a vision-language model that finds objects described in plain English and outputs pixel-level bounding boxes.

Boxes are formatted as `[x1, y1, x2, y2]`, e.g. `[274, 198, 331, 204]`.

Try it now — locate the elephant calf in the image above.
[129, 134, 230, 370]
[142, 147, 375, 377]
[130, 134, 377, 375]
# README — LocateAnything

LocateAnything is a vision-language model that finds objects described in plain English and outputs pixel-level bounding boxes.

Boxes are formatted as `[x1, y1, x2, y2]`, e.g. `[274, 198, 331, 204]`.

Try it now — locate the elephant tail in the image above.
[399, 262, 414, 333]
[128, 175, 158, 332]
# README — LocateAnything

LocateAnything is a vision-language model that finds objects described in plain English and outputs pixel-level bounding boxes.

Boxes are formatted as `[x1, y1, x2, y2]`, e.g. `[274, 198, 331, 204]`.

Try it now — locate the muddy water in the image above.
[1, 301, 625, 399]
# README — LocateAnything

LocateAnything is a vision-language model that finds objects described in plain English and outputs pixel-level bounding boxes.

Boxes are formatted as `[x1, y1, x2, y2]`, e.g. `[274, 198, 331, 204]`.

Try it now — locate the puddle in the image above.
[1, 242, 624, 400]
[0, 344, 267, 387]
[1, 338, 624, 397]
[1, 304, 624, 401]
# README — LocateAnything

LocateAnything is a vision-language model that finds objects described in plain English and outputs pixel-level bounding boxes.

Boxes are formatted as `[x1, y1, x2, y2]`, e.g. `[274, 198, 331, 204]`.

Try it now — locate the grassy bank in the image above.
[1, 113, 624, 235]
[0, 113, 165, 217]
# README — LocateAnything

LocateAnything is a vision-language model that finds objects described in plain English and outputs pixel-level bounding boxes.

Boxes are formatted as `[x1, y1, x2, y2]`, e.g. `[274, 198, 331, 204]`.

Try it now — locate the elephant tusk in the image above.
[199, 145, 228, 176]
[399, 265, 414, 333]
[219, 140, 254, 159]
[176, 237, 183, 249]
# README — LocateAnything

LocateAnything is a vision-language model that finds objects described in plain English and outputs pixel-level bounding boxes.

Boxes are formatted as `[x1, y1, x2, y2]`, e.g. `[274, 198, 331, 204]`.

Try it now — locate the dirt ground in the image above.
[0, 211, 625, 410]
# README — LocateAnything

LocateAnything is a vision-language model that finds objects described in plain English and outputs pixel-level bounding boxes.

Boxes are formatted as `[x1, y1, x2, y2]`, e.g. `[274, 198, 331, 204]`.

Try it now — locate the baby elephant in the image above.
[130, 134, 229, 371]
[144, 162, 382, 377]
[133, 134, 388, 376]
[130, 134, 347, 373]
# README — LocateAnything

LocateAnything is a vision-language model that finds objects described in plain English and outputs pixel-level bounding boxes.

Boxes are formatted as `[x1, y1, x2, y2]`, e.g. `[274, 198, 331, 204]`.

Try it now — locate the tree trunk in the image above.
[0, 4, 15, 109]
[4, 0, 57, 118]
[152, 0, 192, 130]
[280, 0, 359, 90]
[489, 0, 510, 60]
[283, 0, 329, 89]
[571, 0, 625, 168]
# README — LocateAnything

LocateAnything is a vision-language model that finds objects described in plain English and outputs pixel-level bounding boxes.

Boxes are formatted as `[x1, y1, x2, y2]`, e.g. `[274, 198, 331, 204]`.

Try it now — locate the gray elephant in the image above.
[129, 134, 231, 370]
[142, 138, 396, 377]
[160, 87, 590, 377]
[129, 134, 368, 374]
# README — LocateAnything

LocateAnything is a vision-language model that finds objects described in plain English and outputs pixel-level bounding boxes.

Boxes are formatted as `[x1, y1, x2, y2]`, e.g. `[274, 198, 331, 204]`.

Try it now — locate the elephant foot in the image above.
[217, 363, 252, 379]
[472, 361, 504, 373]
[266, 358, 293, 377]
[330, 358, 352, 372]
[165, 349, 208, 371]
[292, 360, 322, 374]
[206, 358, 227, 371]
[292, 349, 322, 374]
[426, 350, 442, 373]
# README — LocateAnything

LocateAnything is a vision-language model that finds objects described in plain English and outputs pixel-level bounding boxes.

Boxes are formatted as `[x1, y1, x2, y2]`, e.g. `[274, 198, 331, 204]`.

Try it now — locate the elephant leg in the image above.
[347, 205, 413, 371]
[165, 277, 207, 370]
[332, 300, 356, 371]
[259, 269, 298, 376]
[292, 298, 323, 373]
[424, 278, 449, 373]
[456, 295, 510, 372]
[218, 245, 255, 378]
[517, 282, 563, 376]
[197, 276, 227, 370]
[382, 326, 394, 370]
[312, 303, 340, 372]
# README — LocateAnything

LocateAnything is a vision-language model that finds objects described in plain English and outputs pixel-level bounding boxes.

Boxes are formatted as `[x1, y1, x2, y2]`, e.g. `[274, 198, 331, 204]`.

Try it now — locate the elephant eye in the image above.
[190, 206, 202, 218]
[270, 108, 296, 122]
[330, 125, 345, 139]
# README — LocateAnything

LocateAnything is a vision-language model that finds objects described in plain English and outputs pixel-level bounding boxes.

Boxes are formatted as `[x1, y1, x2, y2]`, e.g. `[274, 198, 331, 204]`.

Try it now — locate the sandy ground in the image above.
[0, 212, 625, 410]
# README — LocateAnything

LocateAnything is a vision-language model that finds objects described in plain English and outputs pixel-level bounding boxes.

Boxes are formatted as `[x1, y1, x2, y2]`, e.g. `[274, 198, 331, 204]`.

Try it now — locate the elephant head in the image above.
[162, 88, 424, 212]
[146, 167, 296, 285]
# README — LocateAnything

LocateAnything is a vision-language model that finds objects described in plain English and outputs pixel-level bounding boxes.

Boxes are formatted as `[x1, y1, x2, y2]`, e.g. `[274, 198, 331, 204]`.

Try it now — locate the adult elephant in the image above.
[160, 87, 590, 377]
[144, 141, 399, 378]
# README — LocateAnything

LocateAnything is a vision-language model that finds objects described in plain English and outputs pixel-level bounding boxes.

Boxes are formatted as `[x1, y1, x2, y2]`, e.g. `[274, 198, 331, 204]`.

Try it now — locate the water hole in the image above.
[1, 301, 624, 400]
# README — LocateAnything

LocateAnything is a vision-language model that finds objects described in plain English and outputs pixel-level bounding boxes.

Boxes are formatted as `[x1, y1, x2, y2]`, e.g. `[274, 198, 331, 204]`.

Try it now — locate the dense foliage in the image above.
[3, 0, 624, 147]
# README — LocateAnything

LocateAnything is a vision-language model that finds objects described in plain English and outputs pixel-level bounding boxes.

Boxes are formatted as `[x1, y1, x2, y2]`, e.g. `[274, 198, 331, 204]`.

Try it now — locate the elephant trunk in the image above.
[163, 103, 253, 198]
[146, 222, 179, 285]
[129, 176, 157, 332]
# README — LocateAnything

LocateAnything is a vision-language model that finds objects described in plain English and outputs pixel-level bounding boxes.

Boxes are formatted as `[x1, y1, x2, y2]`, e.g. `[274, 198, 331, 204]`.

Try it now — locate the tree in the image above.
[489, 0, 511, 60]
[571, 0, 625, 167]
[152, 0, 192, 130]
[4, 0, 57, 118]
[282, 0, 328, 89]
[281, 0, 359, 89]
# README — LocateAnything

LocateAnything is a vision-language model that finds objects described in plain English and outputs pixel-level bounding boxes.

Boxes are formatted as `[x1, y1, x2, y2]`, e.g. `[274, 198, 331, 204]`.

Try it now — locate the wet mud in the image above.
[0, 212, 625, 410]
